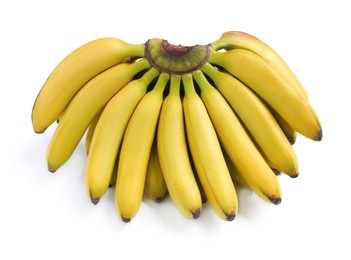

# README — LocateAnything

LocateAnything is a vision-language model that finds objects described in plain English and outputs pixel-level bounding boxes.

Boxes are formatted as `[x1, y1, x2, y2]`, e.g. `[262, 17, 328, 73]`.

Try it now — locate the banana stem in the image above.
[169, 74, 181, 96]
[182, 74, 197, 95]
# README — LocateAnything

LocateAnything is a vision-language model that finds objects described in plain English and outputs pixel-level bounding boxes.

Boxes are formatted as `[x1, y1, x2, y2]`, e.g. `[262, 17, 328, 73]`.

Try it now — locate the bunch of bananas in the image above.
[32, 31, 322, 222]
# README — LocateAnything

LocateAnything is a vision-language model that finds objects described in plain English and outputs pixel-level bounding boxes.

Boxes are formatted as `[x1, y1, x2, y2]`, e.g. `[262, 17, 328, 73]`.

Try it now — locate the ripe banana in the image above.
[223, 150, 250, 189]
[201, 63, 299, 177]
[188, 151, 207, 204]
[32, 38, 144, 133]
[46, 59, 150, 172]
[182, 73, 237, 221]
[209, 49, 322, 141]
[115, 73, 169, 222]
[145, 136, 168, 203]
[192, 70, 281, 204]
[87, 118, 119, 189]
[270, 109, 297, 145]
[84, 68, 159, 204]
[157, 74, 202, 219]
[85, 109, 103, 155]
[211, 31, 309, 101]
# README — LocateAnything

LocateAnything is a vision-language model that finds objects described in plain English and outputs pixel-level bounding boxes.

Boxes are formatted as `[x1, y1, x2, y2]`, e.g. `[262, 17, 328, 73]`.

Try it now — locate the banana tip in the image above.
[267, 196, 281, 205]
[153, 197, 163, 203]
[121, 216, 131, 223]
[192, 209, 201, 219]
[34, 129, 45, 134]
[289, 140, 296, 145]
[316, 130, 323, 142]
[290, 173, 299, 178]
[90, 196, 100, 205]
[201, 197, 207, 204]
[225, 212, 236, 221]
[47, 166, 57, 173]
[314, 129, 323, 141]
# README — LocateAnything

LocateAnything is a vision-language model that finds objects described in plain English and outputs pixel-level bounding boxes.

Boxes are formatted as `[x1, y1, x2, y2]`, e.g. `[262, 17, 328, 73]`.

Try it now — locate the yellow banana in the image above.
[192, 70, 281, 205]
[201, 64, 298, 177]
[188, 151, 207, 204]
[84, 68, 159, 204]
[46, 59, 150, 172]
[182, 73, 237, 221]
[157, 74, 202, 219]
[270, 109, 297, 145]
[193, 164, 230, 220]
[211, 31, 309, 101]
[145, 136, 168, 203]
[108, 151, 120, 188]
[222, 150, 249, 189]
[85, 109, 103, 155]
[32, 38, 144, 133]
[209, 49, 322, 141]
[115, 73, 169, 223]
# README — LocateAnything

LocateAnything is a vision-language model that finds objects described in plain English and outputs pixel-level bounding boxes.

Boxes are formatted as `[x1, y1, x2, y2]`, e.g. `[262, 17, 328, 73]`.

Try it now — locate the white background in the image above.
[1, 0, 350, 259]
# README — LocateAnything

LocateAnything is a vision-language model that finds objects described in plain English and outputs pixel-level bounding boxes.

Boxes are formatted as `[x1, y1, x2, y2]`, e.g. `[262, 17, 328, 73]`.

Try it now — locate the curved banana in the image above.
[192, 70, 281, 205]
[193, 165, 230, 220]
[145, 136, 168, 203]
[157, 74, 202, 219]
[84, 68, 159, 204]
[109, 160, 118, 188]
[182, 73, 237, 221]
[115, 73, 169, 223]
[32, 38, 144, 133]
[209, 49, 322, 141]
[223, 150, 250, 189]
[188, 152, 207, 204]
[201, 64, 298, 177]
[211, 31, 309, 101]
[270, 109, 297, 145]
[47, 59, 150, 172]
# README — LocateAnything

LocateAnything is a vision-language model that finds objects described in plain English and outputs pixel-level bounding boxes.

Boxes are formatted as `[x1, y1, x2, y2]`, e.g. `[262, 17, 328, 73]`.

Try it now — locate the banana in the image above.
[209, 49, 322, 141]
[211, 31, 309, 101]
[223, 150, 250, 189]
[84, 68, 159, 204]
[182, 73, 237, 221]
[201, 64, 298, 177]
[32, 38, 144, 133]
[193, 164, 230, 220]
[157, 74, 202, 219]
[270, 108, 297, 145]
[85, 109, 103, 155]
[109, 159, 118, 188]
[188, 151, 207, 204]
[115, 73, 169, 223]
[145, 136, 168, 203]
[46, 59, 150, 172]
[192, 70, 281, 205]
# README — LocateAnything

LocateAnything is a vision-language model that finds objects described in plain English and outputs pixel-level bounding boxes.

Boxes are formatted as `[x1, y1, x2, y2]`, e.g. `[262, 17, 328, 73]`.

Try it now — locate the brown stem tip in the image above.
[153, 197, 163, 203]
[121, 216, 131, 223]
[47, 166, 57, 173]
[290, 173, 299, 178]
[225, 212, 236, 221]
[90, 197, 100, 205]
[268, 196, 282, 205]
[315, 130, 323, 142]
[192, 209, 201, 219]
